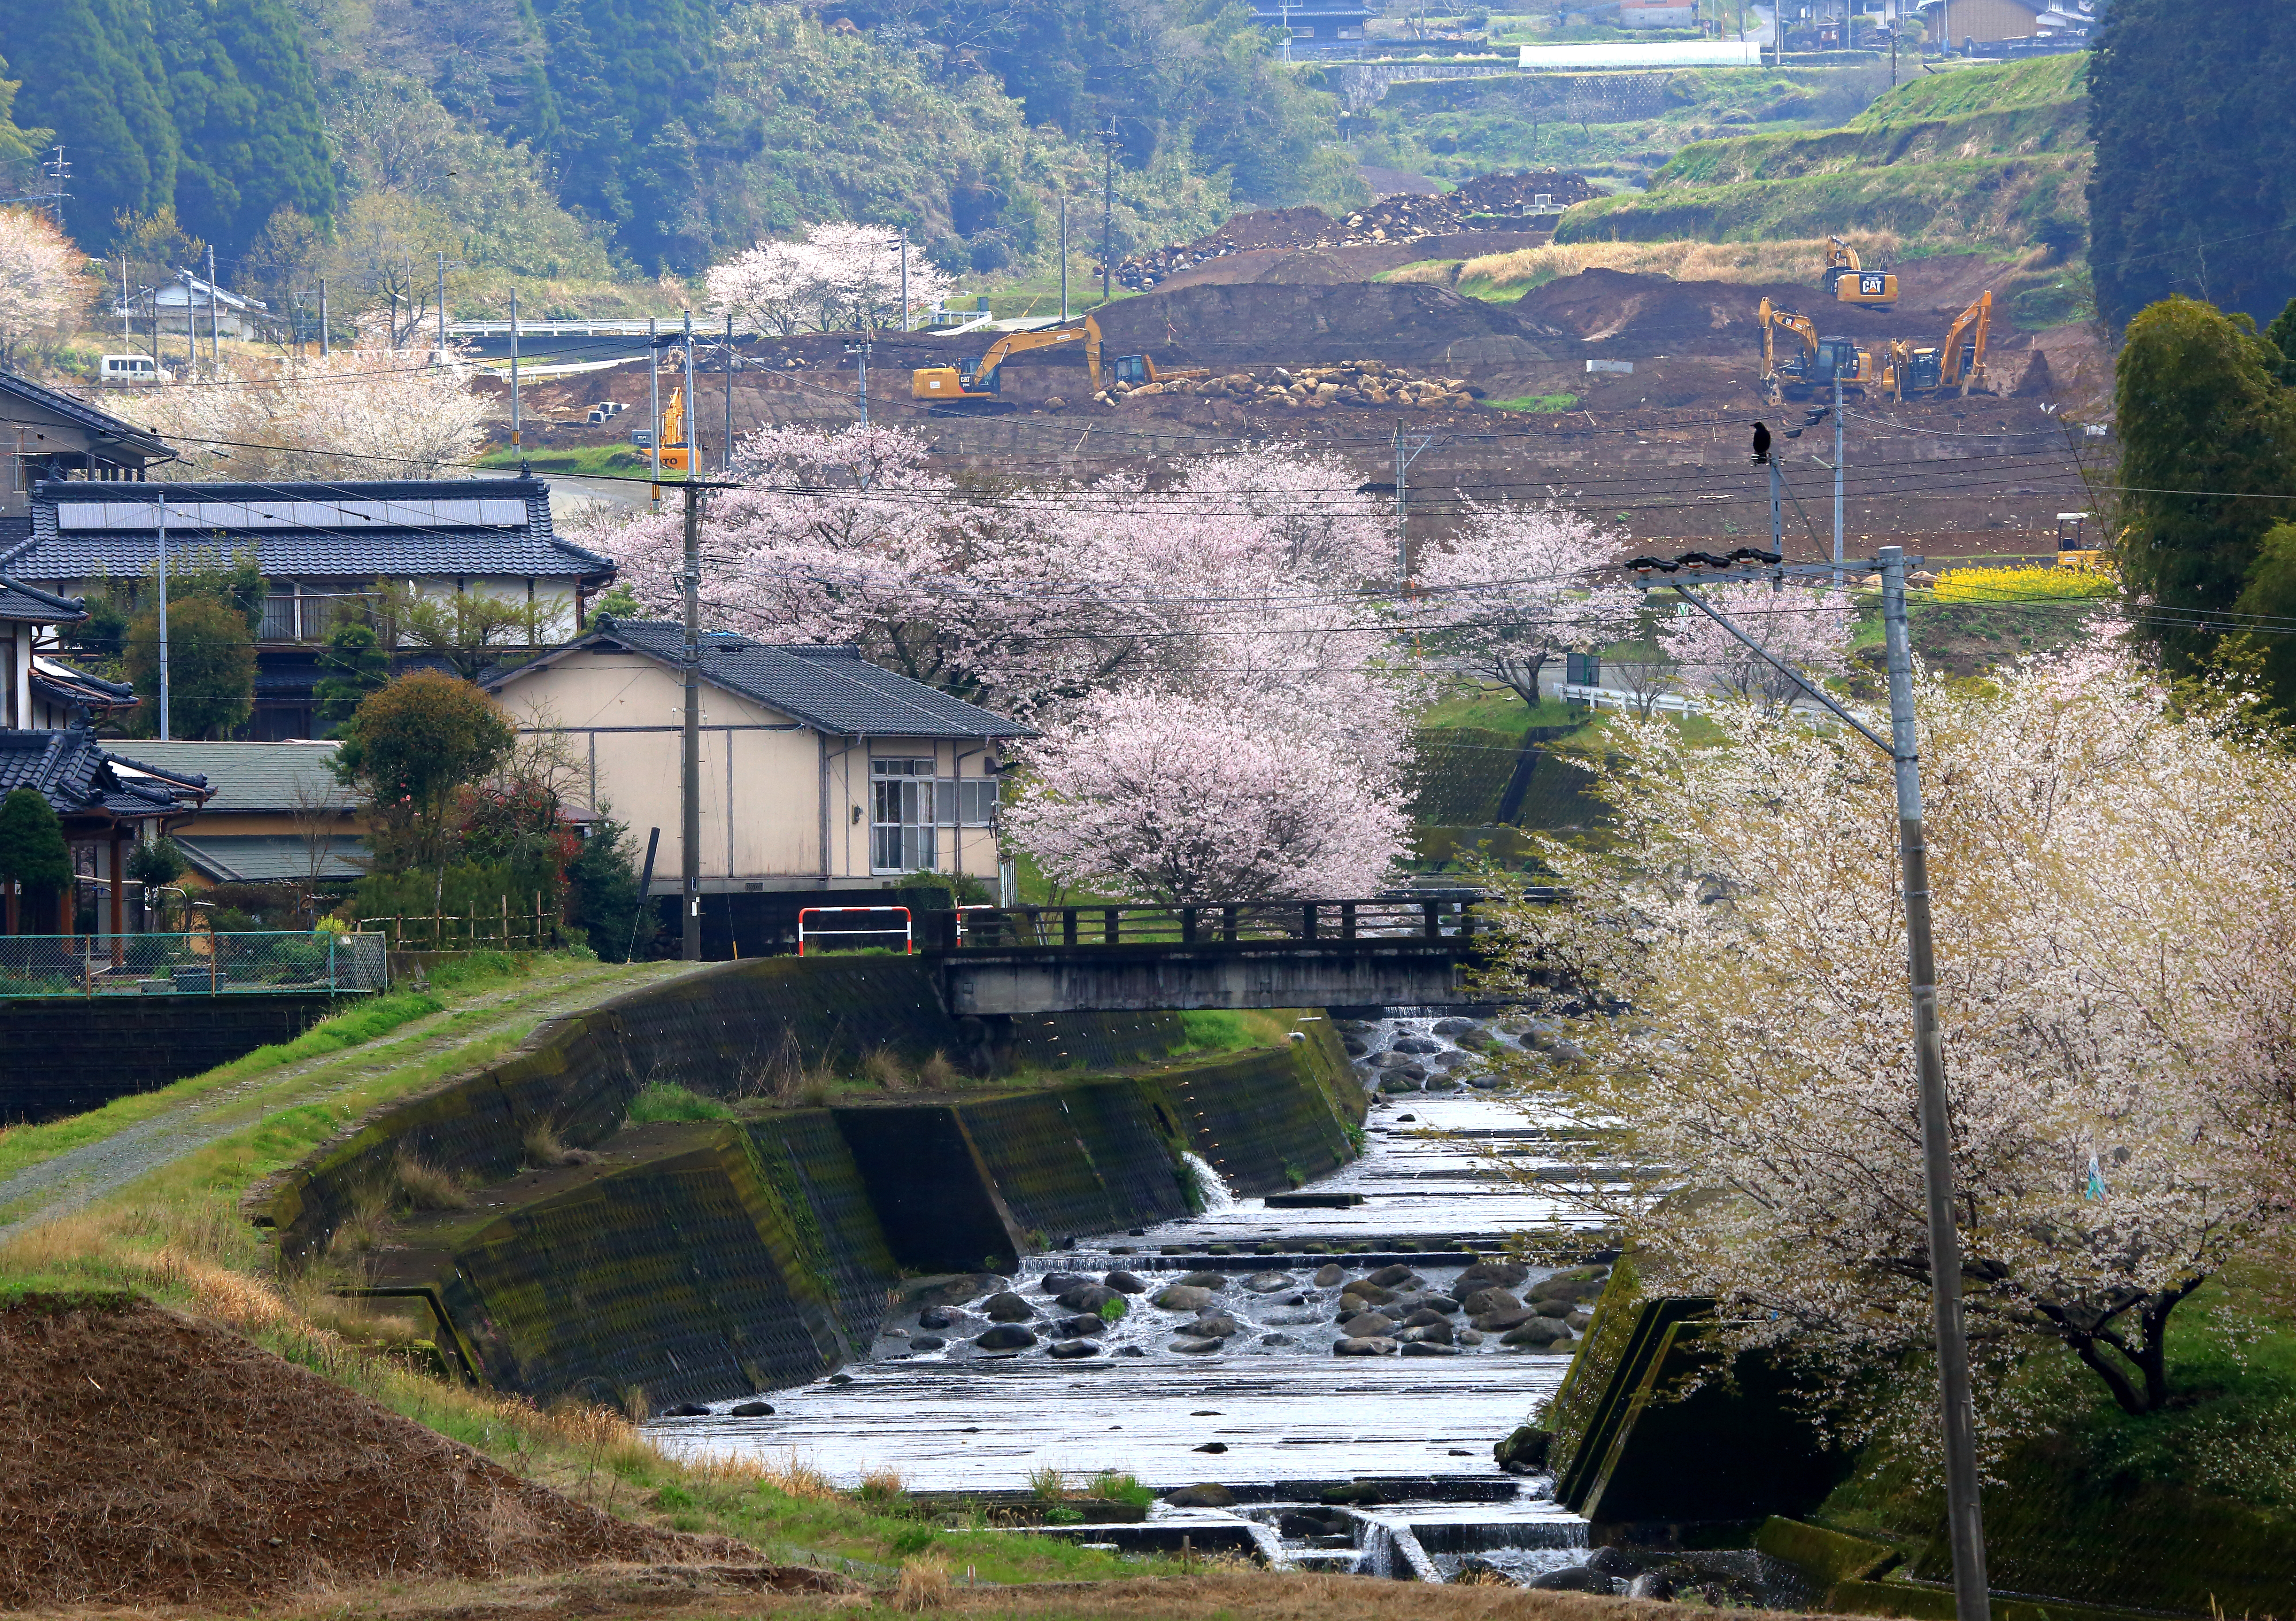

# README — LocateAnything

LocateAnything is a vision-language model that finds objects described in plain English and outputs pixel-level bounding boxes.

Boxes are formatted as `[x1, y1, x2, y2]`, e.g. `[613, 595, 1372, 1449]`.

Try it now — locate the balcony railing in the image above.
[0, 930, 388, 997]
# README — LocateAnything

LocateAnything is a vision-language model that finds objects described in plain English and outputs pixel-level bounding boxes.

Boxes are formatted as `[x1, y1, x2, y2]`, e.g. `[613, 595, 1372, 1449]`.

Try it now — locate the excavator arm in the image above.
[913, 315, 1103, 402]
[1939, 291, 1992, 395]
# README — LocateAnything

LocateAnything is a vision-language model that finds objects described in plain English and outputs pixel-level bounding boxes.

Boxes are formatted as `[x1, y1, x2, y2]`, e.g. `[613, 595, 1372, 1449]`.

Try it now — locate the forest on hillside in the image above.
[0, 0, 1358, 310]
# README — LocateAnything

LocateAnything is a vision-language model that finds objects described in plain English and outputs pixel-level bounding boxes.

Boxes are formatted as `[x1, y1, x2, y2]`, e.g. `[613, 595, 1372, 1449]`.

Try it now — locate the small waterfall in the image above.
[1183, 1152, 1240, 1213]
[1352, 1516, 1441, 1582]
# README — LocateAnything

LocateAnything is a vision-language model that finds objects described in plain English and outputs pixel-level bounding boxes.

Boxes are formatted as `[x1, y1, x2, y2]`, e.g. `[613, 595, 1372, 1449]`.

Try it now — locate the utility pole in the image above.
[156, 494, 171, 741]
[1880, 541, 1992, 1621]
[1770, 453, 1784, 560]
[1059, 194, 1069, 321]
[206, 244, 220, 377]
[318, 277, 329, 357]
[1644, 548, 1991, 1621]
[846, 340, 871, 427]
[681, 478, 702, 963]
[1832, 371, 1845, 587]
[509, 287, 522, 450]
[682, 308, 697, 477]
[118, 254, 129, 346]
[724, 312, 736, 477]
[897, 230, 909, 332]
[1098, 121, 1121, 304]
[647, 315, 662, 508]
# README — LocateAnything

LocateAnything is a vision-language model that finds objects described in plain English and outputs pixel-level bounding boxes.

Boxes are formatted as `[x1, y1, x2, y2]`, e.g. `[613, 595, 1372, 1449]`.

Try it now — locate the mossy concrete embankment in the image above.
[258, 956, 1363, 1408]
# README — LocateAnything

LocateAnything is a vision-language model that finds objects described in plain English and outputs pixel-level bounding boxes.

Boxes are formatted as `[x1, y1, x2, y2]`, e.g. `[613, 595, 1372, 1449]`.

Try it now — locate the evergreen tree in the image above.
[2089, 0, 2296, 328]
[123, 595, 256, 739]
[154, 0, 256, 248]
[0, 53, 50, 171]
[312, 617, 388, 737]
[0, 0, 176, 246]
[2113, 296, 2296, 674]
[2267, 297, 2296, 391]
[0, 786, 72, 936]
[209, 0, 333, 250]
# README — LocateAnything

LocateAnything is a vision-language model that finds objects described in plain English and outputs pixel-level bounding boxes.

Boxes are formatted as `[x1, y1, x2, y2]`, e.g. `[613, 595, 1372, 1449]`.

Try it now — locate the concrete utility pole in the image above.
[682, 308, 697, 477]
[319, 277, 329, 357]
[1059, 195, 1069, 321]
[1878, 541, 1992, 1621]
[846, 340, 871, 427]
[155, 495, 171, 741]
[724, 313, 736, 477]
[681, 479, 702, 962]
[509, 287, 522, 450]
[435, 252, 466, 361]
[1653, 550, 1991, 1621]
[648, 315, 662, 507]
[897, 231, 910, 332]
[1098, 121, 1121, 304]
[1833, 371, 1845, 586]
[206, 244, 220, 377]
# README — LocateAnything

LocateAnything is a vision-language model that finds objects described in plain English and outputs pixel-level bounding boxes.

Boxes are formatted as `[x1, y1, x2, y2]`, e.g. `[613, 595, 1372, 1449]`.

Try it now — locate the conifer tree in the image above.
[210, 0, 333, 249]
[154, 0, 256, 246]
[0, 787, 71, 936]
[0, 0, 175, 244]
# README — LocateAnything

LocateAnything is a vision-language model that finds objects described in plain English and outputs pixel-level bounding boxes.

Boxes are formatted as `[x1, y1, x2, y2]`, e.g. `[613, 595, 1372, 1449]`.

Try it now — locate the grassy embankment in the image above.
[1381, 230, 1903, 302]
[0, 950, 1223, 1586]
[1551, 56, 2094, 327]
[473, 444, 654, 477]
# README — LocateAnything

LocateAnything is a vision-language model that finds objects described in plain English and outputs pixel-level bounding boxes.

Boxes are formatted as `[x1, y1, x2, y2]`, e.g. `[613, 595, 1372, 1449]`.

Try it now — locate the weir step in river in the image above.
[647, 1011, 1699, 1590]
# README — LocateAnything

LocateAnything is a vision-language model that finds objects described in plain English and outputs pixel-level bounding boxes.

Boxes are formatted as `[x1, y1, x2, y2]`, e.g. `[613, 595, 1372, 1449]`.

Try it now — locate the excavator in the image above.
[1823, 235, 1899, 309]
[1759, 298, 1885, 401]
[1890, 291, 1993, 399]
[910, 315, 1206, 407]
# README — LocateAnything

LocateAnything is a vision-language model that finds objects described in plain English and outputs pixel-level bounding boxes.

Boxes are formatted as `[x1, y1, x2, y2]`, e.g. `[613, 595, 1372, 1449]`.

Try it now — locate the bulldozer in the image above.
[1759, 298, 1885, 401]
[1823, 235, 1899, 309]
[1890, 292, 1993, 399]
[910, 315, 1206, 407]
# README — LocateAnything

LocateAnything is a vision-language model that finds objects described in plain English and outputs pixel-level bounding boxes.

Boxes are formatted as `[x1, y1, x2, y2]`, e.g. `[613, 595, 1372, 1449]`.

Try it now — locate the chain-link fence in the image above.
[0, 931, 388, 997]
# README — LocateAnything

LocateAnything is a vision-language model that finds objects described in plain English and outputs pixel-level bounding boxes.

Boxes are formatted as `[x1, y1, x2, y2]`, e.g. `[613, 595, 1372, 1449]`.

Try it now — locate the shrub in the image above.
[625, 1082, 735, 1123]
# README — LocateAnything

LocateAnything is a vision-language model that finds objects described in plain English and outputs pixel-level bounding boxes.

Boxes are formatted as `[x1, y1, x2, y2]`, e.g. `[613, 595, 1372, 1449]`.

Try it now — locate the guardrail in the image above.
[932, 897, 1499, 950]
[0, 930, 388, 997]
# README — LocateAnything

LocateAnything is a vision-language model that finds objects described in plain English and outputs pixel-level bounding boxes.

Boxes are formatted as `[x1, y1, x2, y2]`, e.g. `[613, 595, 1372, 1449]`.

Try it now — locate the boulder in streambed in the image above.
[1057, 1284, 1122, 1313]
[1243, 1270, 1293, 1292]
[1398, 1321, 1454, 1345]
[1103, 1271, 1149, 1294]
[1191, 1313, 1241, 1340]
[899, 1274, 997, 1309]
[1456, 1260, 1530, 1290]
[1391, 1036, 1441, 1055]
[1378, 1073, 1424, 1094]
[1194, 1441, 1228, 1454]
[975, 1325, 1039, 1351]
[1048, 1339, 1101, 1359]
[1534, 1298, 1574, 1319]
[730, 1401, 775, 1417]
[1174, 1271, 1229, 1289]
[982, 1292, 1036, 1322]
[1401, 1340, 1461, 1356]
[1333, 1336, 1399, 1356]
[660, 1402, 711, 1417]
[1502, 1319, 1568, 1348]
[1475, 1305, 1537, 1331]
[1171, 1336, 1225, 1355]
[1424, 1076, 1464, 1092]
[1339, 1312, 1397, 1338]
[1460, 1286, 1523, 1316]
[909, 1336, 946, 1351]
[1629, 1573, 1676, 1601]
[1339, 1282, 1398, 1308]
[1155, 1284, 1214, 1312]
[1164, 1483, 1236, 1507]
[1053, 1314, 1108, 1338]
[1531, 1566, 1613, 1593]
[1312, 1264, 1348, 1287]
[1494, 1425, 1552, 1470]
[1367, 1265, 1422, 1289]
[916, 1308, 955, 1331]
[1040, 1272, 1090, 1294]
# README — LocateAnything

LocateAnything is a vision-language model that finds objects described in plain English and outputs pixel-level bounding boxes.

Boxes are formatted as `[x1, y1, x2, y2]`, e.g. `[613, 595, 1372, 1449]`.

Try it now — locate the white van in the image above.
[99, 354, 167, 383]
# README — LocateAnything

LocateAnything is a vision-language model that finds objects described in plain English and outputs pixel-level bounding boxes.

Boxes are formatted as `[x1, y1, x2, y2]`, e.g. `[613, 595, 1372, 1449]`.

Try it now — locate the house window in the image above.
[938, 777, 998, 831]
[872, 758, 938, 872]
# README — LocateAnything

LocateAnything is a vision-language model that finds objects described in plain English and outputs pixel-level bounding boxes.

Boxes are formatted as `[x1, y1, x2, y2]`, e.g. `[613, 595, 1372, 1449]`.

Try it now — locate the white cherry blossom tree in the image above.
[119, 349, 488, 479]
[705, 222, 956, 334]
[1655, 579, 1854, 711]
[1414, 500, 1638, 708]
[0, 207, 85, 368]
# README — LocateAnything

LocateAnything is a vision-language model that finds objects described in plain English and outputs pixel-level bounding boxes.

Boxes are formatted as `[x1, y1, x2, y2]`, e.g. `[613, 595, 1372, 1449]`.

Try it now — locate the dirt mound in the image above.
[1510, 266, 1965, 356]
[0, 1295, 751, 1608]
[1091, 281, 1553, 368]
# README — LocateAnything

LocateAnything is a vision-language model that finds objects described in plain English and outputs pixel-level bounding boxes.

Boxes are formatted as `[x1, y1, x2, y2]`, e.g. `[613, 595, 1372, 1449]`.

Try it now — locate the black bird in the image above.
[1750, 421, 1772, 464]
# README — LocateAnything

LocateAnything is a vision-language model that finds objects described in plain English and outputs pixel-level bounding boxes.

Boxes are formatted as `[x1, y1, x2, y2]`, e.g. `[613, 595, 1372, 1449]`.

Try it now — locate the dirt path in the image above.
[0, 959, 705, 1240]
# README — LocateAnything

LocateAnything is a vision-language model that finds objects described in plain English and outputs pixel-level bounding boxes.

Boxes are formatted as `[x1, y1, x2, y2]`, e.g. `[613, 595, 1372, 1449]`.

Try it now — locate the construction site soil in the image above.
[0, 1294, 759, 1609]
[514, 261, 2103, 561]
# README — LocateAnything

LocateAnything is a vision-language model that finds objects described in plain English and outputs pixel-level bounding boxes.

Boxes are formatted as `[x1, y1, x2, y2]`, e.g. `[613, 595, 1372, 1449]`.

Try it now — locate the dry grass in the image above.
[1026, 1465, 1070, 1502]
[856, 1464, 907, 1505]
[918, 1051, 958, 1090]
[863, 1048, 910, 1092]
[522, 1119, 573, 1168]
[394, 1151, 471, 1211]
[895, 1554, 952, 1612]
[1386, 231, 1903, 293]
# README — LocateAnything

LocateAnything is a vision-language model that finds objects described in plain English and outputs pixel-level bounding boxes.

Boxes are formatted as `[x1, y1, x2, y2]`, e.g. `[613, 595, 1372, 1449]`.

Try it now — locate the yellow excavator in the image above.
[658, 387, 690, 472]
[1823, 235, 1899, 309]
[1891, 291, 1993, 399]
[910, 315, 1206, 407]
[1759, 298, 1884, 400]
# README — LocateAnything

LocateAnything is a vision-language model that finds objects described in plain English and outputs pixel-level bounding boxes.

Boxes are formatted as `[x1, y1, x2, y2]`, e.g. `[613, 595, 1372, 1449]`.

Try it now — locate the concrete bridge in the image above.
[903, 897, 1529, 1016]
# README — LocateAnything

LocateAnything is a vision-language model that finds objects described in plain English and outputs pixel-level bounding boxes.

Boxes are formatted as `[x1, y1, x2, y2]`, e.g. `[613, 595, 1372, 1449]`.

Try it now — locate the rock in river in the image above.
[730, 1401, 775, 1417]
[1457, 1260, 1530, 1290]
[1048, 1339, 1101, 1360]
[1339, 1312, 1397, 1339]
[916, 1307, 955, 1331]
[1400, 1341, 1461, 1357]
[1164, 1483, 1236, 1508]
[1391, 1036, 1442, 1054]
[1170, 1336, 1225, 1355]
[1040, 1272, 1091, 1294]
[1155, 1284, 1214, 1312]
[1502, 1319, 1567, 1348]
[1398, 1321, 1454, 1345]
[1191, 1313, 1241, 1339]
[1333, 1336, 1400, 1356]
[1058, 1284, 1122, 1313]
[1460, 1286, 1522, 1317]
[1530, 1566, 1614, 1593]
[1312, 1264, 1348, 1287]
[1628, 1573, 1676, 1601]
[1103, 1271, 1148, 1294]
[1242, 1270, 1293, 1293]
[1367, 1265, 1422, 1288]
[1174, 1271, 1228, 1289]
[908, 1336, 946, 1352]
[660, 1402, 712, 1417]
[975, 1325, 1039, 1351]
[1340, 1281, 1398, 1308]
[1475, 1305, 1537, 1332]
[982, 1292, 1036, 1322]
[1053, 1314, 1107, 1338]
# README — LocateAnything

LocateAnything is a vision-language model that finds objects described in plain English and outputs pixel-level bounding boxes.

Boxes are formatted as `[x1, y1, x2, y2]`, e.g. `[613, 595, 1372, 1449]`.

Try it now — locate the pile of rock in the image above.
[1090, 361, 1481, 411]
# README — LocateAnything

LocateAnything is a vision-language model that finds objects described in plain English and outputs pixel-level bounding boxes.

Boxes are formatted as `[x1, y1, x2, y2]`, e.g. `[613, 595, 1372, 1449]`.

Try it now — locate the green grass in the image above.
[1175, 1011, 1252, 1053]
[0, 951, 540, 1187]
[1418, 684, 1582, 734]
[625, 1082, 738, 1123]
[1488, 392, 1581, 414]
[474, 445, 653, 476]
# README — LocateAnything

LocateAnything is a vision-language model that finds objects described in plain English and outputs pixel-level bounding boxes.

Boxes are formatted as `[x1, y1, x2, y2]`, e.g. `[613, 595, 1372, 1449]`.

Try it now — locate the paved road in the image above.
[0, 960, 699, 1243]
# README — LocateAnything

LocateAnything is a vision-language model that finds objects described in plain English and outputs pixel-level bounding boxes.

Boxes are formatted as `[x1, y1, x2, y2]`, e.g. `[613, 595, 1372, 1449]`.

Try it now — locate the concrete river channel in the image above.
[647, 1012, 1783, 1594]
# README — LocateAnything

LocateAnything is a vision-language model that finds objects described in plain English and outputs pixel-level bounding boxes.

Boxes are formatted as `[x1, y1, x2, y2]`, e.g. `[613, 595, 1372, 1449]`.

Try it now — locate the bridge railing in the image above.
[938, 898, 1495, 951]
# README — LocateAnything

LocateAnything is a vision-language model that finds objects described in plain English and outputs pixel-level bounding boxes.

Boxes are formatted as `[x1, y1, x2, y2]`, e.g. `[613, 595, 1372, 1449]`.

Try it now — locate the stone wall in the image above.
[0, 993, 342, 1123]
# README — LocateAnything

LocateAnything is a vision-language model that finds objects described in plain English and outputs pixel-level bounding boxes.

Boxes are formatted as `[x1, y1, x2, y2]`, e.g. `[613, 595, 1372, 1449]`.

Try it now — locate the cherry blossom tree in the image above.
[1475, 651, 2296, 1455]
[0, 207, 84, 368]
[1655, 579, 1854, 711]
[705, 223, 956, 334]
[120, 349, 488, 479]
[1414, 500, 1637, 708]
[1004, 685, 1410, 904]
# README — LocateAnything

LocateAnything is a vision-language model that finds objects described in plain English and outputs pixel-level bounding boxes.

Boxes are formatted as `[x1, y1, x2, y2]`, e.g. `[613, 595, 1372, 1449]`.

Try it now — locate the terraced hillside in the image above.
[1555, 57, 2090, 255]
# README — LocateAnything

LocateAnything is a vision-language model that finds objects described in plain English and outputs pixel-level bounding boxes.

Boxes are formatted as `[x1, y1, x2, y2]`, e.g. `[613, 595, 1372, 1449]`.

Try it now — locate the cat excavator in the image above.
[1759, 298, 1885, 401]
[910, 315, 1206, 408]
[1823, 235, 1899, 308]
[1889, 291, 1993, 399]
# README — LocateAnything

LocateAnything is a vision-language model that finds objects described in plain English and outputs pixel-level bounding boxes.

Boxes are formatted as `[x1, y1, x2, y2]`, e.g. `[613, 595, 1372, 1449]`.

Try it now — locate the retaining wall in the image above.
[0, 992, 343, 1123]
[268, 961, 1362, 1406]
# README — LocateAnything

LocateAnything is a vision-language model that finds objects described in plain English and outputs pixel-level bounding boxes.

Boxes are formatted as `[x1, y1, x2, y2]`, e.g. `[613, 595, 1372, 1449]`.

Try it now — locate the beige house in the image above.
[483, 619, 1033, 900]
[109, 741, 364, 887]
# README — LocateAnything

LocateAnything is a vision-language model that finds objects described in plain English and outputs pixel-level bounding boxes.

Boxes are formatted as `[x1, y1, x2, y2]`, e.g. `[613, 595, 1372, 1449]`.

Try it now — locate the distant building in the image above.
[3, 478, 617, 740]
[1619, 0, 1700, 25]
[1, 574, 137, 732]
[0, 370, 170, 524]
[110, 740, 365, 888]
[0, 727, 208, 935]
[1518, 40, 1764, 67]
[1248, 0, 1370, 50]
[110, 269, 271, 343]
[1914, 0, 2091, 46]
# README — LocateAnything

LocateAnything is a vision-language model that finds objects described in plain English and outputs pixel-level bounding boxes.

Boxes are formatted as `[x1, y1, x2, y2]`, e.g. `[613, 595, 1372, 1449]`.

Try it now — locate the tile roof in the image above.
[176, 833, 367, 883]
[4, 477, 616, 583]
[107, 741, 347, 812]
[30, 657, 135, 718]
[0, 728, 208, 820]
[0, 370, 173, 457]
[0, 573, 85, 623]
[496, 618, 1036, 740]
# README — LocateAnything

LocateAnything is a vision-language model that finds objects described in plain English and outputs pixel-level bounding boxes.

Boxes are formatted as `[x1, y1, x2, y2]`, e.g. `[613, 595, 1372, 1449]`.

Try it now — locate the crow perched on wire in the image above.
[1750, 421, 1772, 464]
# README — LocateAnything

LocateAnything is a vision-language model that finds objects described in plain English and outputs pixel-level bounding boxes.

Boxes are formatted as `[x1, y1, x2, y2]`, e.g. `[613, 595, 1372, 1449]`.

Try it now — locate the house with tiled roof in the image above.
[5, 477, 618, 739]
[0, 728, 208, 934]
[482, 619, 1033, 933]
[107, 740, 363, 887]
[0, 369, 172, 527]
[1, 573, 137, 732]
